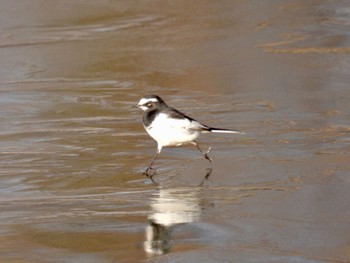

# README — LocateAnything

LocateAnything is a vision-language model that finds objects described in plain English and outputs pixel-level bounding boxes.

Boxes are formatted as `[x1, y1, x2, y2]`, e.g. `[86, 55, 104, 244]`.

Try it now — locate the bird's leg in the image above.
[143, 153, 158, 177]
[143, 146, 161, 178]
[192, 141, 212, 162]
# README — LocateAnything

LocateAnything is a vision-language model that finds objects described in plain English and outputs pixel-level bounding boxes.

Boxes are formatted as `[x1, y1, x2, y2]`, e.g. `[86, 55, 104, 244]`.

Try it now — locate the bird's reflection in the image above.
[144, 185, 204, 255]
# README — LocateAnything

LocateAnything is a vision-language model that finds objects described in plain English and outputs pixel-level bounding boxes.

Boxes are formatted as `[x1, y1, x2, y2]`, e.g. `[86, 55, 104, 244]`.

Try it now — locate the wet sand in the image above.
[0, 0, 349, 262]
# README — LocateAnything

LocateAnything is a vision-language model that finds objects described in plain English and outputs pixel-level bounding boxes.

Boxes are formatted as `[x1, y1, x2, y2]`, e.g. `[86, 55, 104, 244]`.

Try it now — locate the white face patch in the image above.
[137, 97, 159, 111]
[138, 97, 158, 105]
[138, 105, 148, 111]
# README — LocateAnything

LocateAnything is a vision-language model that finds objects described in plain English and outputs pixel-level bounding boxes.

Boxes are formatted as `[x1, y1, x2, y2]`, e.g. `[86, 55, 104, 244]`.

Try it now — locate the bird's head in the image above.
[137, 95, 166, 112]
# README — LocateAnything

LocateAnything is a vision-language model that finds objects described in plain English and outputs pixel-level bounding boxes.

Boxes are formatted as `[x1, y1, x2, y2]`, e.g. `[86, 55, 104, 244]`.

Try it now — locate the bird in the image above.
[136, 94, 244, 177]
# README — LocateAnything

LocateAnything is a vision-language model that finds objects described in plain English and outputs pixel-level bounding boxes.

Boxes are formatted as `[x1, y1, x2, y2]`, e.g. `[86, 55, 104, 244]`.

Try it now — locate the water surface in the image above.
[0, 0, 349, 262]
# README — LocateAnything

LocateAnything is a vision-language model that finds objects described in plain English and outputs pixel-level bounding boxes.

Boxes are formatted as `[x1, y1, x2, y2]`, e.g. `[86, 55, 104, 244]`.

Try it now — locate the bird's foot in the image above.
[204, 147, 213, 162]
[143, 166, 157, 179]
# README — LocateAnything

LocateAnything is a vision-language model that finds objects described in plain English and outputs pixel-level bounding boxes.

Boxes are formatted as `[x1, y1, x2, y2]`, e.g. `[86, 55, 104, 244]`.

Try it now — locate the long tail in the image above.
[208, 127, 245, 135]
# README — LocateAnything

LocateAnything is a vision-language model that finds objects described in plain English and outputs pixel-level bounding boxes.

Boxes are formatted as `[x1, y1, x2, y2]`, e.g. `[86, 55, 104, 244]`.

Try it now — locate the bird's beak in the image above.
[136, 103, 146, 110]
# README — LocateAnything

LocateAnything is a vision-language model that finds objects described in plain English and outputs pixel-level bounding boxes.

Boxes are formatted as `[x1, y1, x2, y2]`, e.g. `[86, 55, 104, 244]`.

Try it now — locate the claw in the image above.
[143, 167, 157, 178]
[204, 153, 213, 163]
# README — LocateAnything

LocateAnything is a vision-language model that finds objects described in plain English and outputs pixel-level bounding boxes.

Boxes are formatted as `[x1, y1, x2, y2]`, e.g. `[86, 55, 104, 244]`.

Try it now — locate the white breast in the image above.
[145, 113, 201, 147]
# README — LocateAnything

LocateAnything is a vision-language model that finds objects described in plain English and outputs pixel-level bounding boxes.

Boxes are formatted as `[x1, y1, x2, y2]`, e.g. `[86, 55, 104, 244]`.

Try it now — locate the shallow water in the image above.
[0, 0, 349, 262]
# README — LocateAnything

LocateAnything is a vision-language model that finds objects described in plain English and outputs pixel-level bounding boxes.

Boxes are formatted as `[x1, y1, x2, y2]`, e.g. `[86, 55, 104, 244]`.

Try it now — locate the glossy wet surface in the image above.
[0, 1, 349, 262]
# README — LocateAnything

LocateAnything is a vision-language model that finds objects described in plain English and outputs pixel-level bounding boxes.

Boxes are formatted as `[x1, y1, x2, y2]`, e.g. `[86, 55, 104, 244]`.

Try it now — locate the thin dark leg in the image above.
[143, 151, 159, 178]
[192, 141, 212, 162]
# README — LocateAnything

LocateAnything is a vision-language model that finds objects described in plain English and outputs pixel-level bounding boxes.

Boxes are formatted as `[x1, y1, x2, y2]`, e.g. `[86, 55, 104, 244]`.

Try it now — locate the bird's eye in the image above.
[146, 102, 152, 107]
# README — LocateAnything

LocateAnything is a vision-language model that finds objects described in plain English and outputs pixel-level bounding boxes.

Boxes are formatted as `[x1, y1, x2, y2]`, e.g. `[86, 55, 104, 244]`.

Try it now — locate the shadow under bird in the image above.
[137, 94, 244, 177]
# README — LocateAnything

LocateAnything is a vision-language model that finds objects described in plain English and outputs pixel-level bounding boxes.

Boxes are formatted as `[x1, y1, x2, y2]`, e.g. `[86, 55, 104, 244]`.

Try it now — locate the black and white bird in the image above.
[137, 94, 244, 177]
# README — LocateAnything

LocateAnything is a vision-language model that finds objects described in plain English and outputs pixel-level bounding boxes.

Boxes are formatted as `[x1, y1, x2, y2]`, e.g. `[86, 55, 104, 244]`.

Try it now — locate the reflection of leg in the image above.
[144, 220, 172, 255]
[192, 141, 212, 162]
[198, 168, 213, 186]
